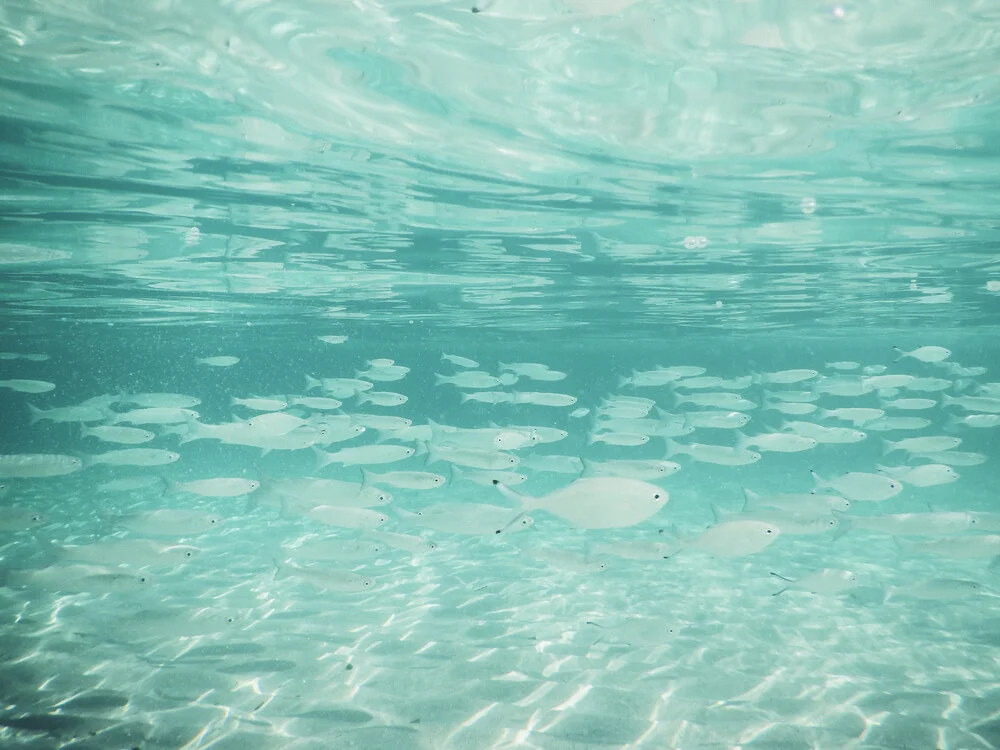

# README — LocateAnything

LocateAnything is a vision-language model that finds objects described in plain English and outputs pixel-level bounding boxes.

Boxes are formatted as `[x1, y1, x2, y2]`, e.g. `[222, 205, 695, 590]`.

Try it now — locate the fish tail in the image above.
[433, 373, 449, 386]
[305, 374, 321, 391]
[940, 393, 956, 408]
[586, 432, 599, 446]
[360, 469, 373, 487]
[311, 445, 333, 472]
[664, 438, 681, 458]
[26, 403, 44, 425]
[809, 469, 827, 490]
[880, 438, 897, 455]
[943, 414, 962, 432]
[491, 480, 535, 512]
[741, 487, 759, 511]
[580, 458, 595, 477]
[891, 346, 906, 361]
[616, 374, 632, 389]
[424, 441, 442, 466]
[449, 464, 464, 484]
[709, 504, 727, 524]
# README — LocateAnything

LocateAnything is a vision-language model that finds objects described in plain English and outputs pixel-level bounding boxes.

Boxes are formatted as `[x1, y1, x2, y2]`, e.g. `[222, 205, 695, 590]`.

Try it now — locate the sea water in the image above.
[1, 1, 1000, 748]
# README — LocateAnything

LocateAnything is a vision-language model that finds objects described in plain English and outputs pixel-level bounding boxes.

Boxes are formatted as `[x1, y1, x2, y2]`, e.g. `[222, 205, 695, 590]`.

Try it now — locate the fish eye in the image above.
[598, 563, 607, 569]
[210, 518, 218, 524]
[653, 494, 661, 500]
[31, 515, 42, 522]
[428, 542, 437, 549]
[138, 576, 147, 583]
[363, 580, 372, 587]
[508, 458, 517, 464]
[185, 551, 193, 557]
[765, 529, 774, 534]
[226, 617, 235, 623]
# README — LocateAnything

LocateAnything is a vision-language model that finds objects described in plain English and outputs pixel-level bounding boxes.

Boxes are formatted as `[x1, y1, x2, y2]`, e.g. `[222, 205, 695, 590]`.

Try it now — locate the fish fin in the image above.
[771, 587, 789, 597]
[311, 445, 332, 472]
[741, 487, 760, 511]
[809, 469, 827, 490]
[733, 430, 749, 451]
[491, 480, 536, 512]
[770, 572, 794, 583]
[271, 557, 286, 581]
[830, 516, 852, 542]
[26, 403, 44, 425]
[943, 414, 962, 432]
[586, 432, 598, 445]
[423, 441, 441, 466]
[709, 504, 728, 524]
[161, 478, 182, 497]
[880, 438, 897, 456]
[360, 469, 373, 487]
[664, 438, 680, 458]
[449, 464, 464, 483]
[658, 524, 689, 545]
[580, 458, 594, 477]
[883, 585, 897, 603]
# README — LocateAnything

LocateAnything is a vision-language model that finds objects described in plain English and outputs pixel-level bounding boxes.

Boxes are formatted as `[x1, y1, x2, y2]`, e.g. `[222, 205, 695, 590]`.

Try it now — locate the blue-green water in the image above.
[2, 2, 1000, 748]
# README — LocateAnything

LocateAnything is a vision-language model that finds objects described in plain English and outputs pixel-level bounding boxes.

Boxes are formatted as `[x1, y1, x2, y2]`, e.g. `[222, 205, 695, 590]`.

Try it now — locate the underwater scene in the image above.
[2, 1, 1000, 748]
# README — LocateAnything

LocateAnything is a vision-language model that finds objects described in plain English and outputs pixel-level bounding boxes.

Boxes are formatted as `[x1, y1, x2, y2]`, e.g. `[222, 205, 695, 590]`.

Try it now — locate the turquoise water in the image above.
[2, 1, 1000, 748]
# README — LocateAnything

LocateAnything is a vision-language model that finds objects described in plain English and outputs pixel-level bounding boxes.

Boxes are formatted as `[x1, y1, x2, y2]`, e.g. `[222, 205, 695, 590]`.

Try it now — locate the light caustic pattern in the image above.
[0, 341, 999, 749]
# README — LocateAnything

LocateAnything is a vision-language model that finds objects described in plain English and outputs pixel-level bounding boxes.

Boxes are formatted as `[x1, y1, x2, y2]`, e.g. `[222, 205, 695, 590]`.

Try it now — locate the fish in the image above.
[356, 362, 410, 382]
[770, 569, 859, 596]
[349, 414, 412, 431]
[862, 374, 915, 389]
[742, 487, 851, 514]
[0, 454, 83, 478]
[754, 369, 818, 385]
[441, 353, 478, 368]
[893, 345, 951, 363]
[865, 416, 932, 432]
[945, 413, 1000, 429]
[85, 448, 180, 467]
[290, 396, 343, 410]
[493, 477, 667, 530]
[313, 444, 415, 468]
[896, 535, 1000, 559]
[903, 377, 952, 392]
[521, 546, 608, 574]
[231, 396, 288, 411]
[590, 540, 676, 560]
[27, 404, 106, 423]
[255, 477, 391, 511]
[97, 476, 162, 493]
[666, 439, 761, 466]
[675, 393, 757, 410]
[273, 558, 375, 592]
[588, 431, 649, 447]
[317, 335, 348, 344]
[811, 470, 902, 502]
[112, 509, 224, 536]
[372, 530, 438, 554]
[196, 356, 240, 367]
[666, 519, 779, 557]
[506, 425, 567, 444]
[518, 454, 583, 474]
[426, 444, 518, 470]
[886, 579, 984, 601]
[80, 425, 156, 444]
[817, 407, 885, 426]
[679, 410, 751, 429]
[51, 538, 200, 567]
[435, 371, 502, 389]
[826, 361, 860, 370]
[305, 376, 373, 398]
[581, 459, 681, 481]
[813, 377, 874, 397]
[882, 436, 961, 455]
[881, 397, 937, 411]
[510, 391, 577, 407]
[111, 407, 198, 425]
[0, 507, 46, 531]
[941, 394, 1000, 413]
[300, 505, 389, 530]
[396, 503, 529, 535]
[711, 504, 838, 536]
[0, 379, 55, 393]
[874, 463, 959, 487]
[356, 391, 408, 407]
[5, 564, 152, 593]
[360, 469, 445, 490]
[461, 391, 513, 404]
[282, 535, 386, 561]
[166, 477, 260, 497]
[910, 450, 986, 466]
[842, 512, 977, 536]
[119, 393, 201, 408]
[762, 400, 817, 416]
[735, 431, 817, 453]
[449, 466, 528, 486]
[782, 421, 867, 444]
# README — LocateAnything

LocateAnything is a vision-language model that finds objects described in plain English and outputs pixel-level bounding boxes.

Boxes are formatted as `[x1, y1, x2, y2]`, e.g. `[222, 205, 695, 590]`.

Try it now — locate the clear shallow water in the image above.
[2, 1, 1000, 748]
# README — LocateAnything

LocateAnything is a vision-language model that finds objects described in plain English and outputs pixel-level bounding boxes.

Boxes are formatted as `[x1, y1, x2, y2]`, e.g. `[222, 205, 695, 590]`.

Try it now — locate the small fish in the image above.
[825, 361, 860, 371]
[0, 379, 55, 393]
[314, 444, 415, 468]
[818, 407, 885, 426]
[666, 519, 779, 557]
[569, 408, 591, 418]
[435, 371, 502, 389]
[427, 444, 518, 470]
[865, 416, 932, 432]
[911, 450, 986, 466]
[166, 477, 260, 497]
[886, 579, 983, 601]
[97, 476, 162, 493]
[6, 564, 152, 593]
[893, 345, 951, 363]
[676, 393, 756, 410]
[256, 477, 390, 511]
[903, 377, 952, 393]
[811, 470, 902, 502]
[352, 414, 412, 431]
[27, 404, 106, 424]
[945, 413, 1000, 429]
[356, 391, 408, 407]
[0, 454, 83, 478]
[196, 356, 240, 367]
[0, 507, 46, 531]
[522, 546, 607, 574]
[666, 439, 761, 466]
[397, 503, 529, 535]
[712, 504, 838, 536]
[582, 459, 681, 481]
[882, 436, 961, 455]
[845, 511, 976, 536]
[372, 530, 438, 554]
[273, 558, 375, 592]
[735, 431, 817, 453]
[461, 391, 513, 404]
[588, 431, 649, 447]
[290, 396, 343, 410]
[112, 509, 224, 536]
[244, 412, 307, 437]
[112, 407, 198, 425]
[283, 535, 386, 561]
[518, 454, 583, 474]
[493, 477, 667, 530]
[305, 376, 373, 398]
[441, 353, 478, 368]
[813, 377, 873, 397]
[941, 394, 1000, 413]
[762, 400, 817, 416]
[450, 466, 528, 486]
[882, 397, 937, 411]
[590, 540, 675, 560]
[897, 535, 1000, 559]
[80, 425, 155, 444]
[862, 374, 915, 389]
[317, 335, 348, 344]
[499, 362, 558, 378]
[53, 538, 200, 567]
[742, 487, 851, 514]
[771, 569, 858, 596]
[680, 410, 751, 429]
[119, 393, 201, 409]
[507, 425, 567, 444]
[231, 396, 288, 412]
[86, 448, 180, 467]
[361, 469, 444, 490]
[874, 463, 959, 487]
[301, 505, 389, 530]
[511, 392, 577, 407]
[755, 369, 818, 385]
[356, 364, 410, 382]
[782, 421, 867, 444]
